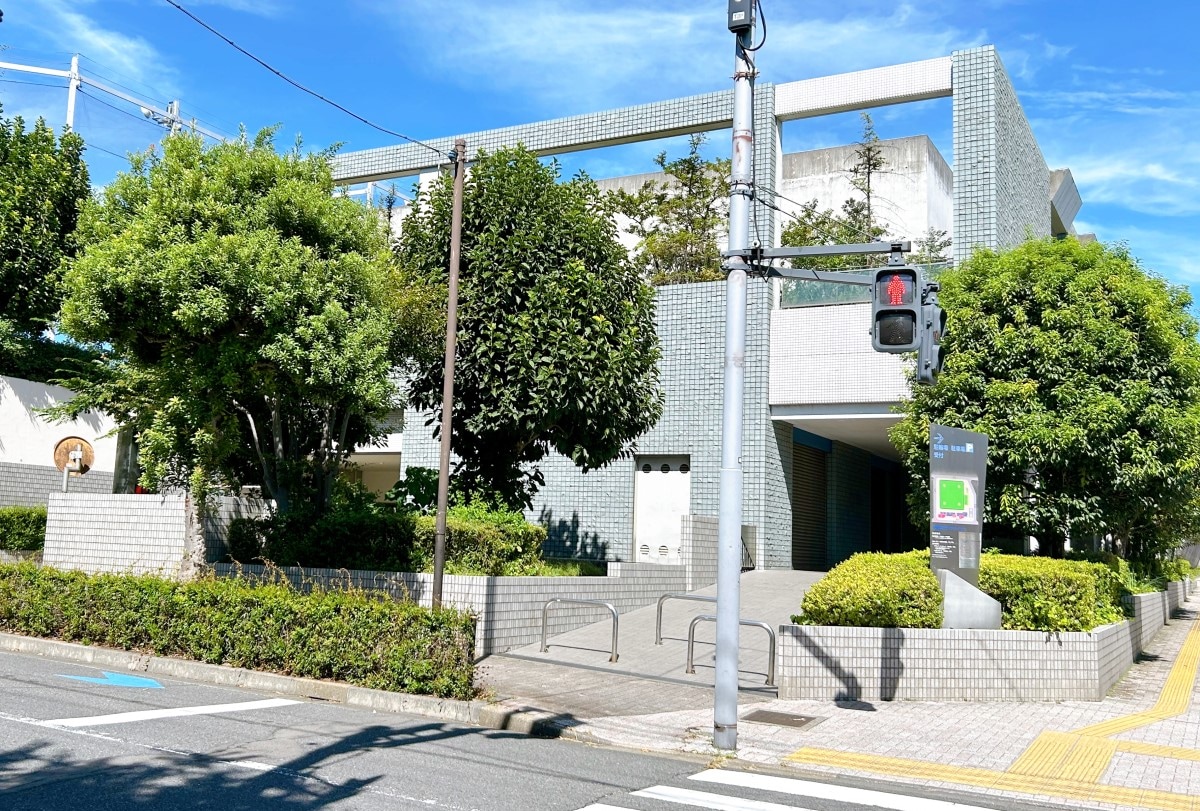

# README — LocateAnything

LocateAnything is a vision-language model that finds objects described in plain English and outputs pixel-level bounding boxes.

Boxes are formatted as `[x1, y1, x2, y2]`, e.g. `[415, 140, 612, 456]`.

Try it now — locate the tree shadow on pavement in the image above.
[0, 720, 529, 810]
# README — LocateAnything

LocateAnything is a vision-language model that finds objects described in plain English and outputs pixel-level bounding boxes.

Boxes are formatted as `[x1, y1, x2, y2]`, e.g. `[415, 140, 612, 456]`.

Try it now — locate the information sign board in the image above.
[929, 424, 988, 586]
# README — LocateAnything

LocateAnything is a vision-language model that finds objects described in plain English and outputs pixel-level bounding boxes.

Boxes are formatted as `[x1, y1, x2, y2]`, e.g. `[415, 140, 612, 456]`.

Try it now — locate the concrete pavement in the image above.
[479, 574, 1200, 811]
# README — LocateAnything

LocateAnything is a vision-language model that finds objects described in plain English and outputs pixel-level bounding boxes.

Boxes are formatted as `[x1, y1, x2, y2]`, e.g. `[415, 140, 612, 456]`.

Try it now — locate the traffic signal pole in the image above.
[714, 0, 756, 752]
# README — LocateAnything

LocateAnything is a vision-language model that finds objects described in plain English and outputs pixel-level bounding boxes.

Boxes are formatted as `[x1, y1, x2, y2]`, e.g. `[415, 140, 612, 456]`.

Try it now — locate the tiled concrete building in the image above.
[338, 46, 1083, 572]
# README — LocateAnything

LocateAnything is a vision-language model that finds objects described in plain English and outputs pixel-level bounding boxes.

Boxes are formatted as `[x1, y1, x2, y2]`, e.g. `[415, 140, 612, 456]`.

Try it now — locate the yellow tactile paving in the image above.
[1059, 736, 1118, 783]
[1075, 615, 1200, 737]
[786, 747, 1200, 811]
[784, 611, 1200, 810]
[1116, 739, 1200, 763]
[1009, 731, 1079, 777]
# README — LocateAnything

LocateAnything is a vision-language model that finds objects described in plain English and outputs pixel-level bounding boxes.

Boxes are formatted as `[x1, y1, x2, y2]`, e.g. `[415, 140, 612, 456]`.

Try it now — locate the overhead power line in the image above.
[161, 0, 448, 160]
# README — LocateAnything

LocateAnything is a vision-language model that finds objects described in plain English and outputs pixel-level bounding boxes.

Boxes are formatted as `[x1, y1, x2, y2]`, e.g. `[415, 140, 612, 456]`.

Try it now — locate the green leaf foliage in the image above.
[0, 506, 47, 551]
[396, 144, 663, 507]
[890, 238, 1200, 562]
[977, 554, 1125, 631]
[0, 563, 476, 698]
[56, 130, 438, 512]
[0, 107, 90, 341]
[607, 133, 730, 285]
[793, 551, 943, 628]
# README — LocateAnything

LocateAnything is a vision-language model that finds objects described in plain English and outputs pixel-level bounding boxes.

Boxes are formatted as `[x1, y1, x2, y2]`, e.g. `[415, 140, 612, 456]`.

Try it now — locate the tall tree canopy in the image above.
[891, 238, 1200, 562]
[396, 145, 663, 507]
[57, 130, 437, 513]
[0, 107, 90, 377]
[608, 133, 730, 286]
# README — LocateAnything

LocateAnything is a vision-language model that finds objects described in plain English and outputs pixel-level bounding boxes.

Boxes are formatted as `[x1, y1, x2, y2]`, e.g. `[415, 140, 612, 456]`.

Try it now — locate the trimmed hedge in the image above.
[231, 502, 557, 577]
[0, 563, 476, 699]
[794, 551, 1129, 632]
[793, 551, 943, 629]
[978, 555, 1125, 631]
[412, 505, 550, 576]
[0, 506, 46, 552]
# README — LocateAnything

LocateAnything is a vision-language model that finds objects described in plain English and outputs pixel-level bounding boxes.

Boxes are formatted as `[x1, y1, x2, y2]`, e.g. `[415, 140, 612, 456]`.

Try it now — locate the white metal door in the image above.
[634, 456, 691, 565]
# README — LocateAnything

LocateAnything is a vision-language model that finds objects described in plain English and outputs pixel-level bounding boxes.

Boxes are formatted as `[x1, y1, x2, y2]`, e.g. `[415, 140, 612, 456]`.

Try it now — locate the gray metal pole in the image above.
[432, 138, 467, 610]
[714, 20, 756, 752]
[66, 55, 80, 130]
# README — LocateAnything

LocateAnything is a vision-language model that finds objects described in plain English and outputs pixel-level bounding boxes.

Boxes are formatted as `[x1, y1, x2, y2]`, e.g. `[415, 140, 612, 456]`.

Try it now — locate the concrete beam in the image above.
[774, 56, 952, 121]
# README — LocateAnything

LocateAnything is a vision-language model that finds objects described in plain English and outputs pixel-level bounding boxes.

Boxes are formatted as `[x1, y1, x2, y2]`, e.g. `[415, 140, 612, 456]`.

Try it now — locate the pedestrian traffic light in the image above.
[871, 266, 922, 352]
[917, 295, 946, 385]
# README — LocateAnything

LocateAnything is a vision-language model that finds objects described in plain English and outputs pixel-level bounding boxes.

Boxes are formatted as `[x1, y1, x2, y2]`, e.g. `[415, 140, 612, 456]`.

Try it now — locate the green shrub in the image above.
[227, 509, 417, 572]
[793, 550, 943, 628]
[0, 562, 476, 698]
[1068, 550, 1159, 596]
[412, 504, 549, 576]
[1161, 557, 1193, 582]
[978, 555, 1124, 631]
[0, 506, 47, 551]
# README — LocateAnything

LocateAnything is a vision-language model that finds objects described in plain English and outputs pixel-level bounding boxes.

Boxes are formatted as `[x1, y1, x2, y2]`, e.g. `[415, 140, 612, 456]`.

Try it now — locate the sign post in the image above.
[928, 424, 987, 586]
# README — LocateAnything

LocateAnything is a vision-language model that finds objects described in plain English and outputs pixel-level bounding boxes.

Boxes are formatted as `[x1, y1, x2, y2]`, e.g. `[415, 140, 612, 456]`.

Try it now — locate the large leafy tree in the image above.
[891, 238, 1200, 562]
[0, 107, 91, 377]
[608, 133, 730, 286]
[396, 144, 663, 507]
[57, 130, 437, 513]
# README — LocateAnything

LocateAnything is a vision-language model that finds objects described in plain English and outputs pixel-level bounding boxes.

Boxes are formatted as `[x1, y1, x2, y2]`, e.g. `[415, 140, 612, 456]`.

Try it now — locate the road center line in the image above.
[39, 697, 300, 728]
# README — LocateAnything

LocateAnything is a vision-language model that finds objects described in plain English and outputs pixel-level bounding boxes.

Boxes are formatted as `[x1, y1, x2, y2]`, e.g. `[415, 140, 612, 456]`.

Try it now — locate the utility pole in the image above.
[714, 0, 757, 752]
[66, 54, 80, 130]
[432, 137, 467, 610]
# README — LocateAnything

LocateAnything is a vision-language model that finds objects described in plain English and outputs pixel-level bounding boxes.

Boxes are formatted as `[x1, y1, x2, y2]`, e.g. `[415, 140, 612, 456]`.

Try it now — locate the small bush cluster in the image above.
[0, 563, 476, 698]
[227, 499, 569, 577]
[0, 506, 47, 551]
[794, 550, 1131, 632]
[793, 550, 943, 628]
[978, 555, 1125, 631]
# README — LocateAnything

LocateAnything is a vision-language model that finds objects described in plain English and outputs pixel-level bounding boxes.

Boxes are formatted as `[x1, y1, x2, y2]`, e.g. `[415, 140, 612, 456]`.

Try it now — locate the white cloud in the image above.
[374, 1, 982, 113]
[185, 0, 285, 15]
[21, 0, 180, 97]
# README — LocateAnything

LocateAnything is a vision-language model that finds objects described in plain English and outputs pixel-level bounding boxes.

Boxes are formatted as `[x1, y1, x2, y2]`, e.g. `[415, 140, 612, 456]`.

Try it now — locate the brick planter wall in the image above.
[778, 588, 1187, 702]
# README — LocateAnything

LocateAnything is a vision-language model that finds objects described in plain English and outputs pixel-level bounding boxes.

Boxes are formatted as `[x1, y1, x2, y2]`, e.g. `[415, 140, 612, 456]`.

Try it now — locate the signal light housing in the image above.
[871, 266, 922, 352]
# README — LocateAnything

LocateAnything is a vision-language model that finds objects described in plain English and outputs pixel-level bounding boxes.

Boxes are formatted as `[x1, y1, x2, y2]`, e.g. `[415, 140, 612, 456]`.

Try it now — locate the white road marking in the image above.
[574, 805, 635, 811]
[633, 785, 815, 810]
[690, 769, 1001, 811]
[39, 697, 299, 727]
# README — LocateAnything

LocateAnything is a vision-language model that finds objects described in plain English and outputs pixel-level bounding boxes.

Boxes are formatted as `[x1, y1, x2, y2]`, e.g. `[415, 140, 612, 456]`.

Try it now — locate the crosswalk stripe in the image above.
[633, 784, 816, 811]
[690, 769, 1000, 811]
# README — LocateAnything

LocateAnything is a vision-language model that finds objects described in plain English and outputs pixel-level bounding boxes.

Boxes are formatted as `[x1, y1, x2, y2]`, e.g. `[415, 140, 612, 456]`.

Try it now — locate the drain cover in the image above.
[740, 709, 825, 730]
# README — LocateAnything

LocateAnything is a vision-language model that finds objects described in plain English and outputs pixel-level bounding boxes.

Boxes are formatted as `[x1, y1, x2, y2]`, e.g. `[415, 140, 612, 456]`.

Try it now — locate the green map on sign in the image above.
[938, 478, 969, 511]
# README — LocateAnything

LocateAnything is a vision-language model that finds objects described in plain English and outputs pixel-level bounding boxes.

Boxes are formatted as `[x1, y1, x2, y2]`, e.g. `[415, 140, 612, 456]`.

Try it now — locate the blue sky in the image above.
[2, 0, 1199, 295]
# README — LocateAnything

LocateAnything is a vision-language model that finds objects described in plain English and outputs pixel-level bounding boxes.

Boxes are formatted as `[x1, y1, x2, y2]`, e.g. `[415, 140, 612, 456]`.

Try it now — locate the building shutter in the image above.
[791, 443, 828, 570]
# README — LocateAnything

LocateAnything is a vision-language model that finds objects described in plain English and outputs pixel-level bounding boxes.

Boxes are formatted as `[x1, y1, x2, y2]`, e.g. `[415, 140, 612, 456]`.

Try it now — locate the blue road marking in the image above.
[59, 671, 164, 689]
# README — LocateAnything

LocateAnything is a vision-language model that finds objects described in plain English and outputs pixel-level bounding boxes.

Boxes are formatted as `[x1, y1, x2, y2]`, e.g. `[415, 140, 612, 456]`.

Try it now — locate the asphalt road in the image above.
[0, 649, 1015, 811]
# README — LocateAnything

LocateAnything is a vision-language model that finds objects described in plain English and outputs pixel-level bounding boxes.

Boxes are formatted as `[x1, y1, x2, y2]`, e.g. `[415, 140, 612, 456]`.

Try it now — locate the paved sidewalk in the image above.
[479, 578, 1200, 811]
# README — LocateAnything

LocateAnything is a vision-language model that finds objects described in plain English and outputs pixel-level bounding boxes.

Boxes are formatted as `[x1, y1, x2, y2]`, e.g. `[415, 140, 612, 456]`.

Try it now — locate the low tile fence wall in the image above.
[44, 493, 191, 578]
[778, 583, 1196, 702]
[213, 561, 689, 657]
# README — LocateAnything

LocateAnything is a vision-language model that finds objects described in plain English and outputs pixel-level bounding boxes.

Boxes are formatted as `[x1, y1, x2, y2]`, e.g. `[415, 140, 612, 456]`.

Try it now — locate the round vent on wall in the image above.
[53, 436, 95, 476]
[641, 463, 652, 473]
[660, 463, 671, 473]
[679, 463, 690, 473]
[639, 544, 650, 557]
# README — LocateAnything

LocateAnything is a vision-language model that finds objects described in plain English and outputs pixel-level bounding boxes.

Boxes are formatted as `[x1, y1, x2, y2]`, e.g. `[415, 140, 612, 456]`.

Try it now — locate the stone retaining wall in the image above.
[213, 561, 688, 658]
[778, 584, 1195, 702]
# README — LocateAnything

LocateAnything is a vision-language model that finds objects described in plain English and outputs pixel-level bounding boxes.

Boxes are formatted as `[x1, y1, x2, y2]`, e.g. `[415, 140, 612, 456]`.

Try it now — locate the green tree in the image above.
[848, 112, 886, 228]
[395, 144, 664, 507]
[56, 130, 437, 514]
[0, 107, 91, 378]
[608, 133, 730, 285]
[890, 238, 1200, 562]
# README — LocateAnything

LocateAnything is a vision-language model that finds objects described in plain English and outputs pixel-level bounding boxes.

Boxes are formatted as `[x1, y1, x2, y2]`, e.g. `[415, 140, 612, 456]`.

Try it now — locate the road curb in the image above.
[0, 632, 576, 737]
